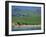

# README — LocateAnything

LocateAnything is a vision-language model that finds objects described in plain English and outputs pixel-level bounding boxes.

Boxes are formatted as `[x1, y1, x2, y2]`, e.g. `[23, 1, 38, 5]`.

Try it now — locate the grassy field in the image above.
[12, 15, 41, 25]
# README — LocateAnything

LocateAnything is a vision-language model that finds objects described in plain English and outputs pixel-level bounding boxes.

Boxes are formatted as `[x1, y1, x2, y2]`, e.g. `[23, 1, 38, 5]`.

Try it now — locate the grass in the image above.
[12, 15, 41, 25]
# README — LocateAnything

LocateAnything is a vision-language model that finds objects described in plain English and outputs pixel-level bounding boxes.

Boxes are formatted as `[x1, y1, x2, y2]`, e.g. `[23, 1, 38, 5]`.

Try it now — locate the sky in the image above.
[12, 6, 41, 16]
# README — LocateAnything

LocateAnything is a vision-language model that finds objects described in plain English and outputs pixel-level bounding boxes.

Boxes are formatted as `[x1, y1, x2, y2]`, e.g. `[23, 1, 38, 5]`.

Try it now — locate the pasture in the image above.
[12, 15, 41, 25]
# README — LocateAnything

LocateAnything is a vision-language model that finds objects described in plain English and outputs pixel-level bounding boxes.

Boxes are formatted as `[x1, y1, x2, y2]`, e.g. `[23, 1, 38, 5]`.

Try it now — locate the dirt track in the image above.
[12, 25, 41, 31]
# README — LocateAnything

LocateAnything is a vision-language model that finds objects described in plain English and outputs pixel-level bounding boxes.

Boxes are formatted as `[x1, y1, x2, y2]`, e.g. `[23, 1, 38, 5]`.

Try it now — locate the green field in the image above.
[12, 15, 41, 25]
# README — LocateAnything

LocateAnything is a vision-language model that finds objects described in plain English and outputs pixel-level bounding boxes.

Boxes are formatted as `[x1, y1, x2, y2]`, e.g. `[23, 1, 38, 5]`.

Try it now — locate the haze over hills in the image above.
[12, 6, 41, 17]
